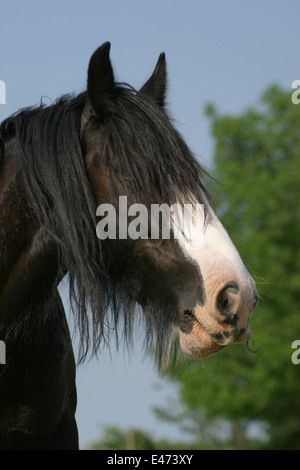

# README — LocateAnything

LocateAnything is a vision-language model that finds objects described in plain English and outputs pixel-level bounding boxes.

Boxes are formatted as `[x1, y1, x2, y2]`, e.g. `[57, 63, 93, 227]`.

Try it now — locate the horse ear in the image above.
[86, 42, 115, 119]
[139, 53, 167, 107]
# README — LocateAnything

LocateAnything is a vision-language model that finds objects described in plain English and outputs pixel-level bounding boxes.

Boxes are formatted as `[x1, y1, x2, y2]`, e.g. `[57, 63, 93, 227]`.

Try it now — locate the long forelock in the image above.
[90, 85, 211, 209]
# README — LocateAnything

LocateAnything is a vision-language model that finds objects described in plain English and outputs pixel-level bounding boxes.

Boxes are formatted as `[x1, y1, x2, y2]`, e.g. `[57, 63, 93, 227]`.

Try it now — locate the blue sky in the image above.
[1, 0, 299, 448]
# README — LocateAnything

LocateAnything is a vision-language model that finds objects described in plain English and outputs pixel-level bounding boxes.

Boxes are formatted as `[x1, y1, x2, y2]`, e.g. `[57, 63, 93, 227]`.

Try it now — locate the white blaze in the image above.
[177, 197, 250, 285]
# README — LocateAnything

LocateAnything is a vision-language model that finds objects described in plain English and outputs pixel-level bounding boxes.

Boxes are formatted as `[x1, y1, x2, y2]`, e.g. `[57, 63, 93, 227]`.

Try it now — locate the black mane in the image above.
[0, 86, 211, 365]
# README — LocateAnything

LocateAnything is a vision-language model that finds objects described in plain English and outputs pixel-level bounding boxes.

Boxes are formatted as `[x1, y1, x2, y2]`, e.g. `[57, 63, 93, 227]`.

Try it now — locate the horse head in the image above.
[79, 43, 258, 365]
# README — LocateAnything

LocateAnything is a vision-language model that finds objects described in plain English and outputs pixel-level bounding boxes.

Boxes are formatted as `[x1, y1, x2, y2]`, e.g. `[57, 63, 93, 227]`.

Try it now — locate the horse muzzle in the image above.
[178, 274, 258, 359]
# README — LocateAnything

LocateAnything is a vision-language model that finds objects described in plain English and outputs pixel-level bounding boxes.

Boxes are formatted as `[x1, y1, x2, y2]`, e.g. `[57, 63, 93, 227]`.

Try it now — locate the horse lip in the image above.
[192, 304, 251, 347]
[179, 311, 225, 359]
[183, 307, 225, 347]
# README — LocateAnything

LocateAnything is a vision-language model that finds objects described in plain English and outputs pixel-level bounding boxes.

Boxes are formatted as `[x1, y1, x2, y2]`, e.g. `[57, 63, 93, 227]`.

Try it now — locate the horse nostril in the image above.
[216, 281, 240, 316]
[217, 290, 230, 314]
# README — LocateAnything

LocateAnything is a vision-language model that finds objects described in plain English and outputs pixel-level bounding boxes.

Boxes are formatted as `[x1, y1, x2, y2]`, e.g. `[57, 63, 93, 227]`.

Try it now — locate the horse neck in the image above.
[0, 145, 62, 324]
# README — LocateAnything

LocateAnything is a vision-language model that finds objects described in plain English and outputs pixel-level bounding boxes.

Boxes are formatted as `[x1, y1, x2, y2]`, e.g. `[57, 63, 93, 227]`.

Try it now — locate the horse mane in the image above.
[0, 86, 212, 367]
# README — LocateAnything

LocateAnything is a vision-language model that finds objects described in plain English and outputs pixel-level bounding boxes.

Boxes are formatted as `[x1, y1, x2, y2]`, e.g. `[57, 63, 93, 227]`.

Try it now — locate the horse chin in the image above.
[179, 319, 225, 359]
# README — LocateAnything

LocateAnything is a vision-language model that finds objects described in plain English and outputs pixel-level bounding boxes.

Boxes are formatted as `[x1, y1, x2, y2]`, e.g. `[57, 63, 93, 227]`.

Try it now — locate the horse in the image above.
[0, 42, 258, 449]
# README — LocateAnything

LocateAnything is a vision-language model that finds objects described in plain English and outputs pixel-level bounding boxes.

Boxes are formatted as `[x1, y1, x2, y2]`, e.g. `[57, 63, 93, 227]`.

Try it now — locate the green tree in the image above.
[162, 84, 300, 449]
